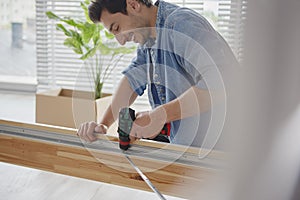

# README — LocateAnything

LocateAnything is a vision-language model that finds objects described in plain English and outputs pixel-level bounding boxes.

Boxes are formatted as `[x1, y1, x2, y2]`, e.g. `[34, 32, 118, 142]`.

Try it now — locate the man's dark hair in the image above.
[89, 0, 153, 23]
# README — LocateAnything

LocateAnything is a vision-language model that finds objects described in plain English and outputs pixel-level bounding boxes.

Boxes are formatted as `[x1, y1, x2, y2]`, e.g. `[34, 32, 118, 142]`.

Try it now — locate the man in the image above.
[77, 0, 238, 148]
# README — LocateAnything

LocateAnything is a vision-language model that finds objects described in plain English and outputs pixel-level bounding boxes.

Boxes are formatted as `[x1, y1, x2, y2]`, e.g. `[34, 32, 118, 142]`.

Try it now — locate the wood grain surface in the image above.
[0, 119, 223, 199]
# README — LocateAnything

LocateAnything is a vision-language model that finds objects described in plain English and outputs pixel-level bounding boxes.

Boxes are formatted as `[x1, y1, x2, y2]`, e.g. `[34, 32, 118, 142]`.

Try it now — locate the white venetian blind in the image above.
[218, 0, 247, 61]
[36, 0, 247, 107]
[167, 0, 247, 62]
[36, 0, 135, 96]
[36, 0, 83, 91]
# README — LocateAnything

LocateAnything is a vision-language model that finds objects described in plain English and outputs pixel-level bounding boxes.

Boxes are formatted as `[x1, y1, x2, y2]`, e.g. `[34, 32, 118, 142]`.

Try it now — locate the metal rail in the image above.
[0, 123, 223, 169]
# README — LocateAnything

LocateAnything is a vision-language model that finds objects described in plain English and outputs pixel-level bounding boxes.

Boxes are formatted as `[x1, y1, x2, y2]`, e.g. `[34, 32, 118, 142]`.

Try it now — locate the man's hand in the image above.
[77, 122, 107, 142]
[129, 107, 167, 142]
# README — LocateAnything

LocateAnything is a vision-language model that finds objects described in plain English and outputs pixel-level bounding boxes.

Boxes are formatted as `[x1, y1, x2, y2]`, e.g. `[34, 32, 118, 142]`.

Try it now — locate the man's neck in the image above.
[145, 5, 158, 38]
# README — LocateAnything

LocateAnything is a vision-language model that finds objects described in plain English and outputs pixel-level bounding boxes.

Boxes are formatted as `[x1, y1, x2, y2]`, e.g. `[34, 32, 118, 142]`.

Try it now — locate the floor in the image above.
[0, 90, 183, 200]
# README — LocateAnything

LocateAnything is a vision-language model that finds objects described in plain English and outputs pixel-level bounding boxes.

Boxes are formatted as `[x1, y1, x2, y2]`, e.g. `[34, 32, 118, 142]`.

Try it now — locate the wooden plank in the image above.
[0, 119, 224, 159]
[0, 119, 223, 199]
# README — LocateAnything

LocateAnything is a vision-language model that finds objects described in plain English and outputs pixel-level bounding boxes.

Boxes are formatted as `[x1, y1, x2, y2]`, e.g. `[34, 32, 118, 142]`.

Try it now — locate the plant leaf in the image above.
[64, 38, 83, 54]
[93, 29, 100, 45]
[46, 11, 61, 20]
[56, 24, 71, 36]
[69, 30, 83, 45]
[73, 47, 83, 54]
[97, 23, 104, 31]
[105, 30, 115, 40]
[93, 24, 104, 45]
[80, 2, 93, 24]
[62, 18, 80, 28]
[82, 22, 95, 44]
[98, 43, 112, 55]
[80, 46, 97, 60]
[63, 38, 75, 48]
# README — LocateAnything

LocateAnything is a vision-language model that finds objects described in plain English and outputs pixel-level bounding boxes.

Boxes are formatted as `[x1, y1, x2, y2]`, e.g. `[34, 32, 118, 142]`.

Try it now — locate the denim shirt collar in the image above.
[155, 0, 164, 28]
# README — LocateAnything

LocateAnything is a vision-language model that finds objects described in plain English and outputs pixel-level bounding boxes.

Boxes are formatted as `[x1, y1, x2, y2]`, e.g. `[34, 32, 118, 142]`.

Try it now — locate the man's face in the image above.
[100, 9, 152, 45]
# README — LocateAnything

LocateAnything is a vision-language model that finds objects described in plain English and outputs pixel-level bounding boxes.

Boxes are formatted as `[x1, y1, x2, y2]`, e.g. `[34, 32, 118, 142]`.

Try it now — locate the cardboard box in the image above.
[36, 88, 112, 129]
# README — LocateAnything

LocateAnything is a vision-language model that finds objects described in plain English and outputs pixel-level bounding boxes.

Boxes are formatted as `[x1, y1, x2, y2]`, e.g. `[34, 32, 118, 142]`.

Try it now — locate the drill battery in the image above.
[118, 107, 136, 150]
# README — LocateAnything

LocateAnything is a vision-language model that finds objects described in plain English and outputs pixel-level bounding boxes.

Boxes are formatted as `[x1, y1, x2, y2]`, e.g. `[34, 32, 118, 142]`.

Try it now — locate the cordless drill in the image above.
[117, 107, 171, 151]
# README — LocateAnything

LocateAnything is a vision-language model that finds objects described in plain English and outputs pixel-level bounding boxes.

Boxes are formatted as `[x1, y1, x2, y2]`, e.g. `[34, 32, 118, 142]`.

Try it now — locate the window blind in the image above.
[168, 0, 247, 61]
[36, 0, 247, 107]
[218, 0, 247, 62]
[36, 0, 140, 103]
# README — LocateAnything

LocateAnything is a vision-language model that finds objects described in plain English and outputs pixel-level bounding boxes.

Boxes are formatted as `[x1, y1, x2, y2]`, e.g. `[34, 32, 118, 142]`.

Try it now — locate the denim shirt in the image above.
[123, 0, 238, 147]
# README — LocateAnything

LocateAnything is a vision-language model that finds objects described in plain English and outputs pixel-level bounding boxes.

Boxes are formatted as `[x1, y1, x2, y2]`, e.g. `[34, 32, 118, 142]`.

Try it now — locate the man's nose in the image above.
[115, 34, 126, 45]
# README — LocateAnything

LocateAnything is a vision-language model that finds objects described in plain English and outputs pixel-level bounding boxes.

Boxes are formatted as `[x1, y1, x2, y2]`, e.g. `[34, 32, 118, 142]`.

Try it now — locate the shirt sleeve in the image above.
[122, 46, 148, 96]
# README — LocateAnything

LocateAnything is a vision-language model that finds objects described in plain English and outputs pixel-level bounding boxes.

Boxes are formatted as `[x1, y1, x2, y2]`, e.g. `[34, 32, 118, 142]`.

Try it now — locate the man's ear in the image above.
[126, 0, 142, 13]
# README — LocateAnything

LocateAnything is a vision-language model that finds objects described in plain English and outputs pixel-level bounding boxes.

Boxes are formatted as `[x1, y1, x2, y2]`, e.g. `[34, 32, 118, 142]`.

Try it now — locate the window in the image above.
[36, 0, 135, 97]
[168, 0, 247, 61]
[36, 0, 247, 106]
[0, 1, 36, 92]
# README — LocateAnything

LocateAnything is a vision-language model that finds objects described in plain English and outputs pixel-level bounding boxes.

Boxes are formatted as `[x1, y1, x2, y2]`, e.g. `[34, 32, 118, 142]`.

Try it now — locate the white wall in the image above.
[0, 0, 35, 27]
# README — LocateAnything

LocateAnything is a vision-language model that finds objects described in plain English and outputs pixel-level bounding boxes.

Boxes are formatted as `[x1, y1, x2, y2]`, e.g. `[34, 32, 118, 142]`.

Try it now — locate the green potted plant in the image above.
[46, 0, 135, 99]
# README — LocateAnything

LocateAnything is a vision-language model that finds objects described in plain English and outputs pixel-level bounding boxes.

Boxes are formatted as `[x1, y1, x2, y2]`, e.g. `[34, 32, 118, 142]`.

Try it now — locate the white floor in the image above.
[0, 91, 36, 123]
[0, 91, 183, 200]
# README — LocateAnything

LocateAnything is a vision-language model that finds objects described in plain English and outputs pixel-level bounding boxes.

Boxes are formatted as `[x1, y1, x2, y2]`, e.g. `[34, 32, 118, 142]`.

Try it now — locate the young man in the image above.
[77, 0, 238, 148]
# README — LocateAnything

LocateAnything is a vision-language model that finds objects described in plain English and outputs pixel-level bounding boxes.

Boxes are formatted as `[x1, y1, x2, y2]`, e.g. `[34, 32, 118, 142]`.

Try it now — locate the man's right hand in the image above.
[77, 122, 107, 142]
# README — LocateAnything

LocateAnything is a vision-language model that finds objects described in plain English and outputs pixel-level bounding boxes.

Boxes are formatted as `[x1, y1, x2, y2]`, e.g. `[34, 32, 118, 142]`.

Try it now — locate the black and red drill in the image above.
[117, 107, 171, 150]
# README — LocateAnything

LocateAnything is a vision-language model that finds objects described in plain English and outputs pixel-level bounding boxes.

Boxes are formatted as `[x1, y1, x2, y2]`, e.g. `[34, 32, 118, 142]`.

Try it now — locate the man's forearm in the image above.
[99, 104, 115, 128]
[155, 86, 212, 123]
[99, 76, 138, 127]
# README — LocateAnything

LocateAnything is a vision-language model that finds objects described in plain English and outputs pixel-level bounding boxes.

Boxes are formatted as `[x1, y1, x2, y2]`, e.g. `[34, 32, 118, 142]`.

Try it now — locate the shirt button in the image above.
[161, 97, 165, 101]
[154, 74, 158, 77]
[156, 81, 161, 85]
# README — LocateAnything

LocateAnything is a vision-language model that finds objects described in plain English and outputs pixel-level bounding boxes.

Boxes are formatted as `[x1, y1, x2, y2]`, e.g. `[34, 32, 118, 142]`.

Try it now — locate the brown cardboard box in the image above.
[36, 88, 112, 129]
